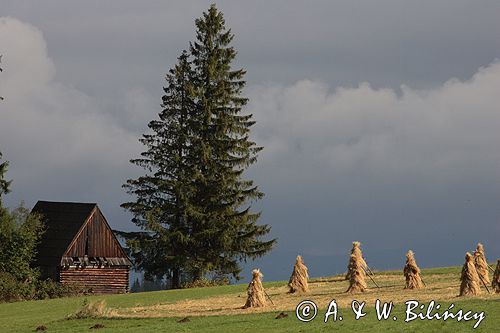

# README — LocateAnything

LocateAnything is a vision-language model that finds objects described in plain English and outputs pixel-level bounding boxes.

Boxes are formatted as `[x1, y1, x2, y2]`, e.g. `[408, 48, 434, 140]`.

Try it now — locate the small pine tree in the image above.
[0, 152, 12, 202]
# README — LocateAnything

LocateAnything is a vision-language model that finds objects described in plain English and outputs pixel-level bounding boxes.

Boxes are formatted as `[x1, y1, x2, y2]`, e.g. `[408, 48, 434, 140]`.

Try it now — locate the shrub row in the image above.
[0, 271, 87, 302]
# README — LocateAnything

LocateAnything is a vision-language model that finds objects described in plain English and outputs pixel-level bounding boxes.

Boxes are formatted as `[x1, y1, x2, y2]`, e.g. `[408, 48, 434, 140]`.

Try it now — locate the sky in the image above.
[1, 1, 500, 281]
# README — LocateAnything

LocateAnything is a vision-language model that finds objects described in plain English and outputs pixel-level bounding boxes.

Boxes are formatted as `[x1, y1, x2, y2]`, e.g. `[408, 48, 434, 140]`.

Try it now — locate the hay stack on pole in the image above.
[459, 252, 482, 296]
[403, 250, 424, 289]
[346, 254, 367, 293]
[288, 255, 309, 293]
[243, 269, 267, 308]
[473, 243, 491, 285]
[492, 259, 500, 293]
[346, 241, 367, 280]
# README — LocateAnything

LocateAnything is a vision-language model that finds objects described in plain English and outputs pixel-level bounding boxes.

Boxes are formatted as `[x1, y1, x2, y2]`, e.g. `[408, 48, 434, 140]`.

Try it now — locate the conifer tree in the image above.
[187, 4, 275, 280]
[0, 152, 11, 202]
[122, 5, 275, 286]
[122, 51, 196, 288]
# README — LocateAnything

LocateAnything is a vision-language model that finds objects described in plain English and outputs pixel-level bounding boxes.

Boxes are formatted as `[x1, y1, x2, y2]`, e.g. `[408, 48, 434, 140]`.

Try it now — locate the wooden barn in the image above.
[32, 201, 132, 294]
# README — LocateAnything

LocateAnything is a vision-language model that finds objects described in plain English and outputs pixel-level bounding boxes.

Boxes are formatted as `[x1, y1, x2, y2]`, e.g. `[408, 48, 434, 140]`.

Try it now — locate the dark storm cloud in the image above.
[246, 68, 500, 277]
[4, 1, 500, 95]
[1, 1, 499, 280]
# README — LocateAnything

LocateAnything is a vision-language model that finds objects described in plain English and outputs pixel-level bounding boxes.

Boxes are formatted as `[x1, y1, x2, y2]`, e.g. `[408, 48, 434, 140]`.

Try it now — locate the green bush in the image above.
[0, 271, 87, 302]
[0, 272, 34, 302]
[0, 204, 44, 282]
[34, 279, 79, 300]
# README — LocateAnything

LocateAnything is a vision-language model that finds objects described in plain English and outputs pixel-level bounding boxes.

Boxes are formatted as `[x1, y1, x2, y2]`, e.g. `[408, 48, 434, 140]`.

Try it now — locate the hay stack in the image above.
[345, 241, 367, 280]
[492, 259, 500, 293]
[288, 255, 309, 293]
[459, 252, 482, 296]
[243, 269, 266, 308]
[403, 250, 424, 289]
[473, 243, 491, 285]
[346, 254, 367, 293]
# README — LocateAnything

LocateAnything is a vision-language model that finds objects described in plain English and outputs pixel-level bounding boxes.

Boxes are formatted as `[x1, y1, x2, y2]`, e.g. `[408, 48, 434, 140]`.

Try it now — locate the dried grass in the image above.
[70, 300, 108, 319]
[109, 271, 499, 319]
[492, 259, 500, 293]
[288, 255, 309, 293]
[346, 254, 367, 293]
[473, 243, 491, 285]
[345, 241, 367, 280]
[243, 269, 266, 308]
[459, 252, 482, 296]
[403, 250, 424, 289]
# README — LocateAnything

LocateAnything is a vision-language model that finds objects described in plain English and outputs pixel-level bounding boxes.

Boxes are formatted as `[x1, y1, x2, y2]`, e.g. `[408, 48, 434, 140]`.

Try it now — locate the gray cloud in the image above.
[247, 63, 500, 277]
[0, 17, 141, 224]
[3, 1, 500, 97]
[1, 1, 500, 280]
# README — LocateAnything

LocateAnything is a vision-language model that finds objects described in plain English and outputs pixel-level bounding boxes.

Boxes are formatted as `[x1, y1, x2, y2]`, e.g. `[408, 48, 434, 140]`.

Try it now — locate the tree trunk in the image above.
[192, 269, 203, 283]
[172, 268, 181, 289]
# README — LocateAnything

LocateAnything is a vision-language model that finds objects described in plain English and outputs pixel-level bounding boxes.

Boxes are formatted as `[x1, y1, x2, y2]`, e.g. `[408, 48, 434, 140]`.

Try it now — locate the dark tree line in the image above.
[121, 5, 275, 288]
[0, 59, 45, 288]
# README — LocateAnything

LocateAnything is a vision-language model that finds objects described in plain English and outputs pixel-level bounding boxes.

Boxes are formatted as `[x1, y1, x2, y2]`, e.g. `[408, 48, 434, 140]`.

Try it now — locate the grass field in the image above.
[0, 266, 498, 332]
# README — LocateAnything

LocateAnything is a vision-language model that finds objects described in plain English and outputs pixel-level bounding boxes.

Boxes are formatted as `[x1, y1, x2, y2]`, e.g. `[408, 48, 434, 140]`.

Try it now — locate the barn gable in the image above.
[32, 201, 131, 293]
[64, 206, 129, 259]
[32, 201, 97, 268]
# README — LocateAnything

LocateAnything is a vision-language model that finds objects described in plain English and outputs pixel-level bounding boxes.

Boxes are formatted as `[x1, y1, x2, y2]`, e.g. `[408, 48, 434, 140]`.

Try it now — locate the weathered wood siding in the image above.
[32, 201, 131, 293]
[60, 267, 129, 294]
[65, 209, 127, 258]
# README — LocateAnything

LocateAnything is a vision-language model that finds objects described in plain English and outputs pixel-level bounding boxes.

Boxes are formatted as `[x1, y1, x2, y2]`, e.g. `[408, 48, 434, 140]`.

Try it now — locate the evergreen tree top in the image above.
[0, 152, 12, 201]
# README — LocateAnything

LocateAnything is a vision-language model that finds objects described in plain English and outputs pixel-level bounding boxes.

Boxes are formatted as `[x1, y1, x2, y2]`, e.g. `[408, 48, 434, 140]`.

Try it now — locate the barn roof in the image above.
[32, 201, 98, 267]
[32, 201, 130, 266]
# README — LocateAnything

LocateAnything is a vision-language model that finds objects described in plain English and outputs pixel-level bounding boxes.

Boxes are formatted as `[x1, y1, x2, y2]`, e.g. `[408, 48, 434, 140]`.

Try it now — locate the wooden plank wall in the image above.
[65, 209, 126, 258]
[60, 268, 129, 294]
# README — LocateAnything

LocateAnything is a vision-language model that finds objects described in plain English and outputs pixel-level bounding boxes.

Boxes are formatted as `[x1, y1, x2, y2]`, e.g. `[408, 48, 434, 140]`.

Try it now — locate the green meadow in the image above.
[0, 266, 498, 333]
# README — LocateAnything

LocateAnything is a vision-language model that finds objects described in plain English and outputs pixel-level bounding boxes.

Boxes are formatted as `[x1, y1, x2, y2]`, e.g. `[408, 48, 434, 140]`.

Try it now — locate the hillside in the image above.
[0, 266, 498, 332]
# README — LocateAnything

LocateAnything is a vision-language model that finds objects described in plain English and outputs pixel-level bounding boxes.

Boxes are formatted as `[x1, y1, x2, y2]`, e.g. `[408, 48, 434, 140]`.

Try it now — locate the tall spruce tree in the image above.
[122, 51, 196, 288]
[187, 4, 275, 280]
[122, 5, 275, 287]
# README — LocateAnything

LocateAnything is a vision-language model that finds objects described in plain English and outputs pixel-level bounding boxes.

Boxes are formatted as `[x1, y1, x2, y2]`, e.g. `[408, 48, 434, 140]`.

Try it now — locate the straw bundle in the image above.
[345, 241, 367, 280]
[288, 255, 309, 293]
[403, 250, 424, 289]
[473, 243, 491, 285]
[492, 259, 500, 293]
[459, 252, 482, 296]
[243, 269, 267, 308]
[346, 254, 367, 293]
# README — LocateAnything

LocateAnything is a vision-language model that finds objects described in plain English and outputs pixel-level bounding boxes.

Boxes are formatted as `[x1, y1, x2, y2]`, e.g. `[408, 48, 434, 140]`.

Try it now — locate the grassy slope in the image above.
[0, 266, 498, 333]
